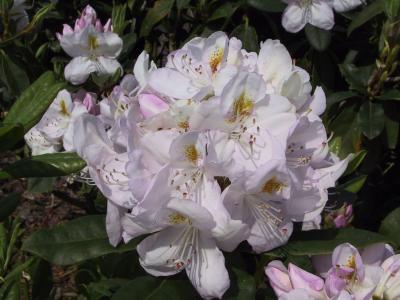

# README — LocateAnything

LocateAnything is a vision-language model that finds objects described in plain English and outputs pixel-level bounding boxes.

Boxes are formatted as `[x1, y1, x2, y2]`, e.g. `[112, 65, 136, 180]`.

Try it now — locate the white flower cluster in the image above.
[24, 6, 352, 299]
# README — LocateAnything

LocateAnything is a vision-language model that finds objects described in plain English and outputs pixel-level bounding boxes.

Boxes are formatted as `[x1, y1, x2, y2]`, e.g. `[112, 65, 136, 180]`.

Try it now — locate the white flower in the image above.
[281, 0, 364, 33]
[282, 0, 334, 33]
[57, 5, 123, 85]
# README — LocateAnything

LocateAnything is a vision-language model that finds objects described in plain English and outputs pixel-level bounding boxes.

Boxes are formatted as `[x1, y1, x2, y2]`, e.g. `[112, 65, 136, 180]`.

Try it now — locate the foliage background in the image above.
[0, 0, 400, 299]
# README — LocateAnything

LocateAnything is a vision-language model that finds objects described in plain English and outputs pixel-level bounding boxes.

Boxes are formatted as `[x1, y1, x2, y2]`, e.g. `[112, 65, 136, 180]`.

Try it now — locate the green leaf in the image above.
[4, 71, 68, 133]
[176, 0, 190, 9]
[326, 91, 358, 110]
[385, 115, 399, 149]
[283, 228, 392, 256]
[376, 89, 400, 101]
[337, 174, 368, 193]
[231, 23, 259, 53]
[30, 259, 53, 300]
[225, 267, 256, 300]
[246, 0, 285, 12]
[119, 33, 138, 62]
[27, 177, 56, 193]
[140, 0, 175, 37]
[0, 49, 29, 96]
[379, 207, 400, 247]
[348, 0, 385, 36]
[338, 64, 374, 93]
[305, 24, 331, 52]
[0, 193, 20, 222]
[329, 105, 362, 158]
[0, 123, 24, 151]
[22, 215, 140, 265]
[111, 276, 197, 300]
[112, 4, 128, 35]
[343, 150, 367, 176]
[86, 278, 130, 300]
[0, 152, 86, 179]
[385, 0, 400, 19]
[208, 3, 239, 21]
[357, 101, 385, 139]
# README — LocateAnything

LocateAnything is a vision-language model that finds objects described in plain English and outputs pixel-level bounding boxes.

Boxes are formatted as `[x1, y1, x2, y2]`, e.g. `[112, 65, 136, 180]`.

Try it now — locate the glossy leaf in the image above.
[0, 49, 29, 96]
[376, 89, 400, 101]
[231, 23, 259, 53]
[326, 91, 358, 110]
[140, 0, 175, 37]
[379, 207, 400, 247]
[4, 71, 68, 133]
[305, 24, 331, 52]
[338, 64, 374, 93]
[337, 174, 368, 193]
[22, 215, 140, 265]
[357, 101, 385, 139]
[283, 228, 392, 256]
[343, 150, 367, 176]
[111, 276, 198, 300]
[385, 115, 399, 149]
[0, 152, 86, 179]
[0, 123, 24, 151]
[0, 193, 20, 222]
[209, 3, 239, 21]
[348, 0, 385, 36]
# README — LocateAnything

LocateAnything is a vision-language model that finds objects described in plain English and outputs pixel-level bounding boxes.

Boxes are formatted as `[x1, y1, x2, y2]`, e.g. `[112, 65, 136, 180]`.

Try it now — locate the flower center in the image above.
[88, 35, 99, 50]
[185, 144, 199, 164]
[262, 177, 286, 194]
[60, 100, 70, 116]
[209, 47, 224, 74]
[169, 212, 189, 225]
[299, 0, 313, 7]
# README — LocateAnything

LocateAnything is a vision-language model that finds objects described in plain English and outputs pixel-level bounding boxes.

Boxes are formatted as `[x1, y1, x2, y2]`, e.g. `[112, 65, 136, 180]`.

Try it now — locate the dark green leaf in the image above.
[329, 105, 362, 158]
[112, 4, 128, 35]
[208, 3, 239, 22]
[0, 193, 20, 222]
[0, 152, 86, 179]
[27, 177, 56, 193]
[111, 276, 197, 300]
[0, 49, 29, 96]
[348, 0, 385, 36]
[379, 207, 400, 247]
[376, 89, 400, 101]
[0, 123, 24, 151]
[283, 228, 392, 256]
[326, 91, 358, 110]
[176, 0, 190, 9]
[247, 0, 285, 12]
[225, 267, 256, 300]
[86, 278, 130, 300]
[140, 0, 175, 37]
[338, 64, 374, 93]
[231, 24, 259, 53]
[337, 174, 367, 193]
[357, 101, 385, 139]
[385, 115, 399, 149]
[22, 215, 140, 265]
[119, 33, 138, 62]
[343, 150, 367, 176]
[305, 24, 331, 52]
[30, 259, 53, 300]
[4, 71, 68, 133]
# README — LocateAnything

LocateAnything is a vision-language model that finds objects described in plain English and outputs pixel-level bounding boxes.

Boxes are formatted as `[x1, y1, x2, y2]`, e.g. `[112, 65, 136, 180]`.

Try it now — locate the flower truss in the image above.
[266, 242, 400, 300]
[24, 5, 353, 299]
[281, 0, 365, 33]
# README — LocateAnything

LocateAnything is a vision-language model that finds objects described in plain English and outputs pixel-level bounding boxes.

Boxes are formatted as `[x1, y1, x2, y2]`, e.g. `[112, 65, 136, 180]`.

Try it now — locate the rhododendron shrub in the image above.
[1, 1, 399, 299]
